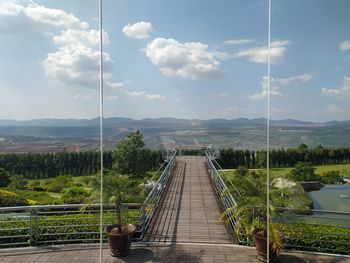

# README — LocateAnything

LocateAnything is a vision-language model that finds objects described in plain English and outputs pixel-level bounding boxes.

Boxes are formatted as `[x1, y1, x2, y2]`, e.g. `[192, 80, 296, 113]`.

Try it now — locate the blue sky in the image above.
[0, 0, 349, 121]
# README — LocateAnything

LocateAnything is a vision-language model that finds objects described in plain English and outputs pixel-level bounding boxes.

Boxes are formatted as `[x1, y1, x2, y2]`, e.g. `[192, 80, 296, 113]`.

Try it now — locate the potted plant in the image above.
[87, 171, 136, 257]
[220, 171, 283, 262]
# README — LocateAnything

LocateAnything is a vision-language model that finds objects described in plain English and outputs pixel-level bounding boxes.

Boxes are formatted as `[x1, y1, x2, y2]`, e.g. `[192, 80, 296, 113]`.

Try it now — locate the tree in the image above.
[321, 171, 343, 184]
[234, 166, 249, 177]
[0, 168, 10, 187]
[114, 130, 148, 177]
[8, 175, 28, 190]
[287, 162, 321, 182]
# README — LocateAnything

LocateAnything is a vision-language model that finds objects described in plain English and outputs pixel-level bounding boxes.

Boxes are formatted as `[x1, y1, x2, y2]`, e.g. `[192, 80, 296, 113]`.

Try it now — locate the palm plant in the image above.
[87, 170, 131, 233]
[220, 171, 283, 253]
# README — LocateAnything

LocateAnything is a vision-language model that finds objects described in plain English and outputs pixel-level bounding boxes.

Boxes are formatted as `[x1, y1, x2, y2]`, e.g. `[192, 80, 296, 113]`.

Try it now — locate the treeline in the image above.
[0, 150, 163, 179]
[218, 144, 350, 169]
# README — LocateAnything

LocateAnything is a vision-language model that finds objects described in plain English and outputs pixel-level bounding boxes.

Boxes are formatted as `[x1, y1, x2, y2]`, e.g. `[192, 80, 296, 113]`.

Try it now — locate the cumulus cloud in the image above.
[128, 91, 165, 100]
[250, 73, 312, 100]
[122, 21, 153, 39]
[325, 104, 344, 114]
[145, 38, 226, 80]
[223, 38, 255, 45]
[0, 0, 122, 89]
[321, 77, 350, 97]
[235, 40, 289, 64]
[53, 29, 109, 47]
[23, 3, 88, 29]
[0, 0, 88, 33]
[340, 41, 350, 51]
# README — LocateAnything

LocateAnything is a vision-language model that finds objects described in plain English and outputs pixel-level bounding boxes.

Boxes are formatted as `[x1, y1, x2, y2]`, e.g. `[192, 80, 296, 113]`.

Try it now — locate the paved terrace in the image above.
[144, 156, 234, 244]
[0, 244, 350, 263]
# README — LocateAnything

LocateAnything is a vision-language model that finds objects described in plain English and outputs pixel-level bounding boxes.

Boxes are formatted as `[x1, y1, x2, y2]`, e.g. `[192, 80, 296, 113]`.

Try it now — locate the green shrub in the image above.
[283, 222, 350, 254]
[43, 175, 73, 193]
[0, 190, 28, 206]
[321, 171, 344, 184]
[62, 187, 90, 204]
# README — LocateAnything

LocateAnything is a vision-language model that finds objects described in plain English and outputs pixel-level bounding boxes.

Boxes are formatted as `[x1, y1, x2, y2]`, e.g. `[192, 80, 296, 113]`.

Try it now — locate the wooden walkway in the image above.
[143, 156, 235, 244]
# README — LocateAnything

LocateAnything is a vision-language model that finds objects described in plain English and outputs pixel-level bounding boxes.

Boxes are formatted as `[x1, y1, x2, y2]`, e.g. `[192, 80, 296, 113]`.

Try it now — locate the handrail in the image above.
[0, 203, 142, 248]
[204, 150, 239, 240]
[0, 203, 142, 212]
[211, 157, 241, 197]
[139, 150, 177, 239]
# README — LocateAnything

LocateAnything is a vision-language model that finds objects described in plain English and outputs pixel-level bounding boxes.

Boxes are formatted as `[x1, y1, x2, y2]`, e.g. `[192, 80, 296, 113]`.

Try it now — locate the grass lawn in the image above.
[221, 163, 350, 178]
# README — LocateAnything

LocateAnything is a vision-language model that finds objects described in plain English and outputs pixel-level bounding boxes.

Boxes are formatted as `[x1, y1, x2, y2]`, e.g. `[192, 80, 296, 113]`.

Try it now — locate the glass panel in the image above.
[270, 0, 350, 260]
[103, 0, 269, 260]
[0, 0, 100, 248]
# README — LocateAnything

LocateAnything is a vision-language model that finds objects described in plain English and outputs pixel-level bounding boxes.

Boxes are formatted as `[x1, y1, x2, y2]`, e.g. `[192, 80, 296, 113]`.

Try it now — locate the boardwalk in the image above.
[1, 244, 350, 263]
[144, 156, 235, 244]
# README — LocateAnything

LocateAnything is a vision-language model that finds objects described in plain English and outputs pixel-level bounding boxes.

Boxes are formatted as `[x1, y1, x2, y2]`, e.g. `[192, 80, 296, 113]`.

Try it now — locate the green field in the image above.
[221, 163, 350, 178]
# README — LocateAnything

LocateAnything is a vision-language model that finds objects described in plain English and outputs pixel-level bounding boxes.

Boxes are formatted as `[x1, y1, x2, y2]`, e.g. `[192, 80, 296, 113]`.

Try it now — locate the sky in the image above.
[0, 0, 349, 122]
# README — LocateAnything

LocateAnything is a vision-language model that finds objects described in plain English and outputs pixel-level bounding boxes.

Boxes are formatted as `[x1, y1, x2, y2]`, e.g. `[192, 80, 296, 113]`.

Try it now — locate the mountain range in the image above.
[0, 117, 349, 152]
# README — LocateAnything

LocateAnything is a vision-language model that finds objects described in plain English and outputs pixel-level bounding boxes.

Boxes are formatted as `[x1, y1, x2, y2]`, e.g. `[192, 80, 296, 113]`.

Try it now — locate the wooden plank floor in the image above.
[143, 156, 235, 244]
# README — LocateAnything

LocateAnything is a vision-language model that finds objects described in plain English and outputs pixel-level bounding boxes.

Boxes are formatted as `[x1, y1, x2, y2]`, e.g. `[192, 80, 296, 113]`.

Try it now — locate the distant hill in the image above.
[0, 117, 349, 152]
[0, 117, 328, 127]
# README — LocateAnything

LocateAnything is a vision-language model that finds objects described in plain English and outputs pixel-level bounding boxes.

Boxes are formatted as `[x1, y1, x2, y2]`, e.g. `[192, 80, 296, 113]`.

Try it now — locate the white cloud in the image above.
[218, 92, 232, 97]
[73, 94, 92, 100]
[340, 41, 350, 51]
[23, 4, 88, 29]
[235, 40, 289, 64]
[122, 21, 153, 39]
[325, 104, 344, 113]
[0, 0, 87, 33]
[223, 39, 255, 45]
[321, 76, 350, 97]
[107, 81, 124, 90]
[250, 73, 312, 100]
[128, 91, 145, 97]
[53, 29, 109, 47]
[128, 91, 165, 100]
[0, 0, 121, 89]
[145, 94, 165, 100]
[145, 38, 225, 80]
[106, 95, 118, 101]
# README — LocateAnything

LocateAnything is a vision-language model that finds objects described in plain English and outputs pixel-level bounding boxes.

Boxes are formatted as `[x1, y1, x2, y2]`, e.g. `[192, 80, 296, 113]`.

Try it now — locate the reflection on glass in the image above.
[270, 0, 350, 260]
[0, 0, 101, 249]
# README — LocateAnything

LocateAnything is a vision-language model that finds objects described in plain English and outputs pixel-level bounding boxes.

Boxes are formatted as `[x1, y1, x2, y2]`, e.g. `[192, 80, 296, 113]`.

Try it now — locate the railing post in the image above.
[28, 209, 38, 246]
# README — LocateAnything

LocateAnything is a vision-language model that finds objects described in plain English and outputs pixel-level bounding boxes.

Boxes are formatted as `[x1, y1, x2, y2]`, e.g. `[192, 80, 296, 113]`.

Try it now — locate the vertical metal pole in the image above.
[34, 210, 38, 245]
[29, 208, 33, 246]
[267, 0, 272, 262]
[99, 0, 104, 262]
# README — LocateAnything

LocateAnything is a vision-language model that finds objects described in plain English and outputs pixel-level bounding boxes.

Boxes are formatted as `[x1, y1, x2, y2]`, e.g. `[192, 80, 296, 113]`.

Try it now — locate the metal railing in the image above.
[205, 150, 239, 239]
[0, 203, 141, 248]
[139, 150, 177, 238]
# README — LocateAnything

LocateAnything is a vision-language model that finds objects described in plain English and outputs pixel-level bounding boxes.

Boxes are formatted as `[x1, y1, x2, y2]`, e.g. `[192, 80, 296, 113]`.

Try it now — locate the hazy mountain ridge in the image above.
[0, 117, 337, 128]
[0, 117, 349, 152]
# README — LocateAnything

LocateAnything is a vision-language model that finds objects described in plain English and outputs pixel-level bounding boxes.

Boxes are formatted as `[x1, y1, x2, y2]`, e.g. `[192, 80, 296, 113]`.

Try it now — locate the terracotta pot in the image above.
[252, 228, 279, 263]
[106, 224, 136, 257]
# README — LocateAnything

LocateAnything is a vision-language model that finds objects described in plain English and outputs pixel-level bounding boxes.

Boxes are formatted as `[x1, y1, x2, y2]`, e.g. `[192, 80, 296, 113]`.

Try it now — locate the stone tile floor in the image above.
[0, 243, 349, 263]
